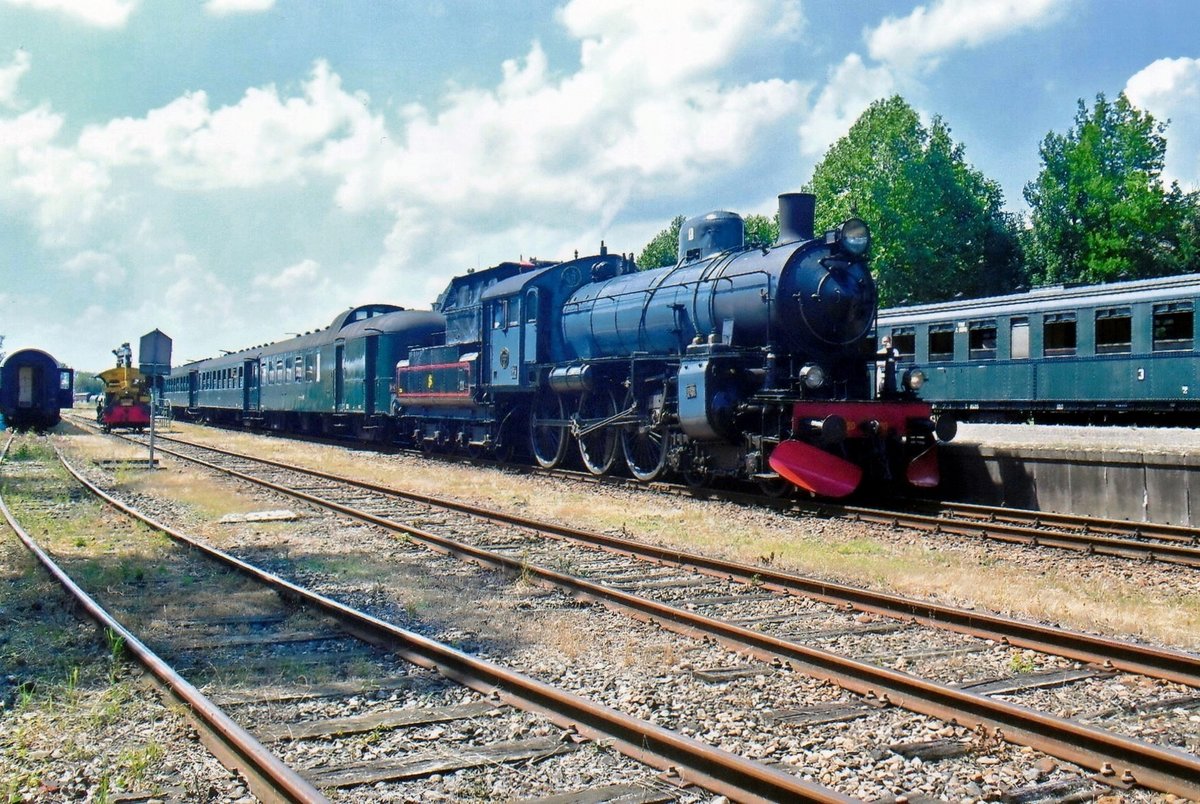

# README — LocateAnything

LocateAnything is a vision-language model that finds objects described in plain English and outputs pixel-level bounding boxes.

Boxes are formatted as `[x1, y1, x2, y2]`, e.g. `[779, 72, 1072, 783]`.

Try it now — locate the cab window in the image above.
[525, 289, 539, 324]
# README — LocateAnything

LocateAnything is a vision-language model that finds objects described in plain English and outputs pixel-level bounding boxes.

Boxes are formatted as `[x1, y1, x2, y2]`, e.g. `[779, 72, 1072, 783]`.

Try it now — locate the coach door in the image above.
[334, 342, 345, 410]
[17, 366, 37, 408]
[188, 370, 198, 409]
[57, 369, 74, 409]
[243, 358, 260, 412]
[364, 334, 379, 415]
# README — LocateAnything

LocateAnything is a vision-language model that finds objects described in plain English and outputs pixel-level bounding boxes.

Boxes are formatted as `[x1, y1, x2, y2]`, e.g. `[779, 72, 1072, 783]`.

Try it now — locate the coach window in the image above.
[1043, 312, 1076, 357]
[968, 320, 997, 360]
[1153, 301, 1194, 351]
[889, 327, 915, 362]
[525, 289, 539, 323]
[928, 324, 954, 362]
[1095, 307, 1132, 354]
[305, 354, 314, 382]
[1011, 318, 1029, 359]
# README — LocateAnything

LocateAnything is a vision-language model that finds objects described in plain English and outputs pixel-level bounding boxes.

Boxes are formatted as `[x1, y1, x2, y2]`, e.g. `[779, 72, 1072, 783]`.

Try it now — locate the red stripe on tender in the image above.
[395, 392, 471, 399]
[396, 362, 470, 373]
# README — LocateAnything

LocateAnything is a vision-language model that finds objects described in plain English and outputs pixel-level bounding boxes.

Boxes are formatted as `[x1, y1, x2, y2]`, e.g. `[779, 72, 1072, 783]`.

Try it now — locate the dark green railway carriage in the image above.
[875, 273, 1200, 420]
[164, 304, 444, 436]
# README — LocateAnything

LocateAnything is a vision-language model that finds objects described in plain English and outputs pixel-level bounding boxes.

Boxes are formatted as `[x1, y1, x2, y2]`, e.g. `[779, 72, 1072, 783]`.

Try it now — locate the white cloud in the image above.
[799, 54, 898, 157]
[61, 250, 127, 287]
[203, 0, 275, 17]
[78, 60, 378, 191]
[0, 50, 31, 109]
[0, 105, 112, 245]
[866, 0, 1065, 71]
[1, 0, 137, 28]
[336, 0, 808, 294]
[0, 0, 821, 366]
[252, 258, 320, 290]
[1125, 57, 1200, 190]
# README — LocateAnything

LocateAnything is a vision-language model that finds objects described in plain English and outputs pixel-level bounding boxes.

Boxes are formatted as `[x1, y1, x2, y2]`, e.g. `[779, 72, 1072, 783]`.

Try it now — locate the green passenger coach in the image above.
[875, 273, 1199, 421]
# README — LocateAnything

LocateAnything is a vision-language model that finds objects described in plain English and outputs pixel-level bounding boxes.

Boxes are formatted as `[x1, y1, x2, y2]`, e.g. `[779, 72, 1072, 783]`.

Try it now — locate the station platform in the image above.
[940, 423, 1200, 527]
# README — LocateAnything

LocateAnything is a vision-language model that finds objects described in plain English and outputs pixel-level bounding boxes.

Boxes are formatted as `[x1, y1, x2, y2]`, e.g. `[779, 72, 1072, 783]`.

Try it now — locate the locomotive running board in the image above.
[768, 440, 862, 498]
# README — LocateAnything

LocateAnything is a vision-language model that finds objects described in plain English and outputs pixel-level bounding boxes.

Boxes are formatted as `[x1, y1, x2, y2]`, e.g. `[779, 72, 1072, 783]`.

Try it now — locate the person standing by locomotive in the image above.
[876, 335, 899, 397]
[113, 342, 132, 368]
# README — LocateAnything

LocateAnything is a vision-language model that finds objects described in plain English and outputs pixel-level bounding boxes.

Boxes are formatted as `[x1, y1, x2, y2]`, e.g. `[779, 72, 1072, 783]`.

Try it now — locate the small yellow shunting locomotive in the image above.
[97, 342, 152, 432]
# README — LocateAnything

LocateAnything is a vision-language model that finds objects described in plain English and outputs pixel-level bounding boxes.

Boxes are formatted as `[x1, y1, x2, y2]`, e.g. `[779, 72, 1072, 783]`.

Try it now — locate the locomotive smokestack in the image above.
[777, 192, 816, 244]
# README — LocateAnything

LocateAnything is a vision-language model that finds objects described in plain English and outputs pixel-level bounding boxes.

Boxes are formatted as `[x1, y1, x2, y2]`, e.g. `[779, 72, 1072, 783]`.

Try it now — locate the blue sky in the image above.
[2, 0, 1198, 372]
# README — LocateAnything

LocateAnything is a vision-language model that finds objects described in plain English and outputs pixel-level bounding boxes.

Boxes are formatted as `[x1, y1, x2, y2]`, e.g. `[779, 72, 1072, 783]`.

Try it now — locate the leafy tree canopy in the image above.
[73, 371, 105, 395]
[636, 215, 685, 270]
[804, 95, 1022, 306]
[1023, 92, 1199, 284]
[743, 213, 779, 246]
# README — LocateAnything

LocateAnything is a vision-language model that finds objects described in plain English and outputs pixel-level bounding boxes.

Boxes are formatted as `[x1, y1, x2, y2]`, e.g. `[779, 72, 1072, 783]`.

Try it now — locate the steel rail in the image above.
[125, 435, 1200, 799]
[0, 437, 328, 804]
[926, 499, 1200, 545]
[50, 443, 849, 804]
[142, 432, 1200, 690]
[832, 503, 1200, 567]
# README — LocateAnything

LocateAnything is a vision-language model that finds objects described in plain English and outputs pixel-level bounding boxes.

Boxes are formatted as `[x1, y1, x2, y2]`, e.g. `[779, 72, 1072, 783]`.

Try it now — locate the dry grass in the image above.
[132, 422, 1200, 651]
[61, 432, 151, 465]
[115, 465, 263, 520]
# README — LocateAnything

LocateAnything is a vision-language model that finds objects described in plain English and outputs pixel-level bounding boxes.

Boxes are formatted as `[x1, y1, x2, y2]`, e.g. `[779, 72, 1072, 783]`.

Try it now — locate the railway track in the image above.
[544, 468, 1200, 567]
[2, 434, 848, 803]
[79, 424, 1200, 800]
[134, 412, 1200, 566]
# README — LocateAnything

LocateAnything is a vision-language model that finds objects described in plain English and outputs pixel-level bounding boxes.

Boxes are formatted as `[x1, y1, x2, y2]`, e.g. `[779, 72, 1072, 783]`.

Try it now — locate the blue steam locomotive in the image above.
[165, 193, 950, 497]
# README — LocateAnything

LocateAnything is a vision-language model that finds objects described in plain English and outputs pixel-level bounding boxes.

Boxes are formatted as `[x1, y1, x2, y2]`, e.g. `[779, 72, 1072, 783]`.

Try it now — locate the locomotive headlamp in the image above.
[903, 368, 926, 391]
[832, 218, 871, 257]
[800, 364, 826, 390]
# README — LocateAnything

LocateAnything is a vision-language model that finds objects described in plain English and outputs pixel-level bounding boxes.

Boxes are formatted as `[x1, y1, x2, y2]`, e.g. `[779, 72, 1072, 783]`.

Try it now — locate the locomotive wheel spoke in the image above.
[530, 391, 569, 469]
[621, 389, 668, 482]
[577, 389, 619, 476]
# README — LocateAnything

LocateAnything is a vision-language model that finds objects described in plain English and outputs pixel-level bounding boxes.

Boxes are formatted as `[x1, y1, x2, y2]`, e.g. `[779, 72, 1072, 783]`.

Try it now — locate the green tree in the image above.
[804, 95, 1023, 306]
[73, 371, 105, 396]
[637, 215, 685, 270]
[1024, 92, 1199, 285]
[743, 213, 779, 246]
